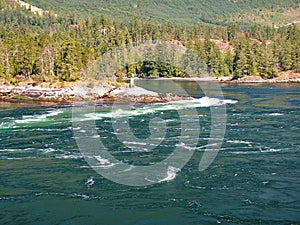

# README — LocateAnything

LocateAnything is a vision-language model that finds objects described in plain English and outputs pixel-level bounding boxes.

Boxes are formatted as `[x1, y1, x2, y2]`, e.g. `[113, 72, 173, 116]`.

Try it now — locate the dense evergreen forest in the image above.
[24, 0, 300, 27]
[0, 0, 299, 84]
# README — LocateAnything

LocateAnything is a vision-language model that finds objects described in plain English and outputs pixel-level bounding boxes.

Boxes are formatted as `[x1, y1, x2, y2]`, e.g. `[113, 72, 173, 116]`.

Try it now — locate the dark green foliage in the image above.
[125, 61, 187, 78]
[233, 40, 258, 79]
[24, 0, 300, 27]
[0, 0, 299, 83]
[258, 43, 278, 79]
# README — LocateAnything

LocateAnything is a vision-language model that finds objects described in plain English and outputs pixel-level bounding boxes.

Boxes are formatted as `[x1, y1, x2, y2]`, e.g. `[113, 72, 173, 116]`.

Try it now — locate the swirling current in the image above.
[0, 81, 299, 224]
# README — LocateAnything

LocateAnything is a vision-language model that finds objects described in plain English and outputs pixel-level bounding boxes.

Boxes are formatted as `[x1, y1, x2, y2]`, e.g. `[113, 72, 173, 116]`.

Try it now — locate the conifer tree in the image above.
[258, 43, 278, 79]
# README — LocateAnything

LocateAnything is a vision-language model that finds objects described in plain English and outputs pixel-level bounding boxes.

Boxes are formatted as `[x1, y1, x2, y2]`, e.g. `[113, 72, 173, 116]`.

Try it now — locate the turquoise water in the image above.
[0, 81, 299, 224]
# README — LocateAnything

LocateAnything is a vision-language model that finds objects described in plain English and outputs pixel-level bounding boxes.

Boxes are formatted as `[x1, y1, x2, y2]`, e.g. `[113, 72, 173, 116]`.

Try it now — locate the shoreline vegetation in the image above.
[1, 71, 299, 105]
[1, 1, 300, 84]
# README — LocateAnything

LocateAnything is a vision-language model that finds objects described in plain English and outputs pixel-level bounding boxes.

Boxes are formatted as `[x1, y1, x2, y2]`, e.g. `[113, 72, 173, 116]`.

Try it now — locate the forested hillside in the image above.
[23, 0, 300, 26]
[0, 0, 299, 85]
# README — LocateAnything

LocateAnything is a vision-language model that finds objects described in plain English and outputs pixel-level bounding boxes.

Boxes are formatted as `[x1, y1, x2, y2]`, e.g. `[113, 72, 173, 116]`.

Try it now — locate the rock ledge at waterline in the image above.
[0, 84, 192, 105]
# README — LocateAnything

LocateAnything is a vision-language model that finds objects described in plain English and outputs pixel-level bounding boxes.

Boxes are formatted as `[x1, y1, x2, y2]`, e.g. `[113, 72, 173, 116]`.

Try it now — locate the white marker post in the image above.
[129, 73, 135, 88]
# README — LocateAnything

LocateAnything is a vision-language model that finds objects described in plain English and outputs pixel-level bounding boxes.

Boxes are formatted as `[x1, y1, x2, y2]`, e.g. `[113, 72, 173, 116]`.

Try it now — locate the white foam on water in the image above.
[158, 166, 181, 183]
[71, 193, 90, 200]
[188, 185, 206, 190]
[94, 155, 110, 165]
[80, 165, 116, 169]
[0, 148, 66, 156]
[33, 127, 70, 132]
[5, 156, 37, 160]
[0, 197, 10, 200]
[74, 97, 238, 122]
[227, 140, 252, 146]
[39, 148, 60, 153]
[198, 143, 219, 149]
[35, 192, 66, 197]
[228, 148, 281, 154]
[93, 155, 116, 168]
[1, 96, 237, 128]
[0, 109, 66, 129]
[0, 148, 33, 152]
[91, 134, 100, 138]
[122, 141, 148, 146]
[268, 113, 284, 116]
[119, 148, 152, 153]
[176, 142, 195, 151]
[227, 123, 239, 127]
[170, 97, 237, 108]
[85, 177, 95, 187]
[0, 121, 14, 129]
[228, 151, 260, 155]
[260, 148, 281, 153]
[56, 155, 83, 159]
[14, 109, 64, 124]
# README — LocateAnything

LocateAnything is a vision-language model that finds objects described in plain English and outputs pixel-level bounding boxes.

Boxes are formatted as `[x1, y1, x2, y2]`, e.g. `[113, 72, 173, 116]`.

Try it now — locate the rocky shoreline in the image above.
[136, 71, 300, 83]
[0, 84, 191, 105]
[1, 72, 299, 105]
[0, 85, 75, 105]
[151, 71, 300, 83]
[223, 75, 300, 84]
[219, 71, 300, 83]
